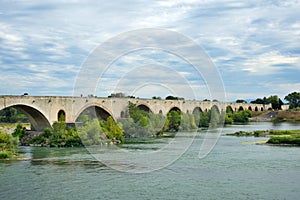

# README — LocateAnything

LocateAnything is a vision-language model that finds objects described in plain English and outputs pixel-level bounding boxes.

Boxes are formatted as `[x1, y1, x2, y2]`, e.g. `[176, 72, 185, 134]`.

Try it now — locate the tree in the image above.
[284, 92, 300, 109]
[12, 124, 26, 139]
[267, 95, 283, 110]
[0, 107, 28, 123]
[102, 116, 124, 143]
[198, 111, 210, 128]
[78, 119, 104, 146]
[165, 96, 184, 100]
[152, 96, 161, 100]
[251, 95, 283, 109]
[128, 102, 149, 125]
[231, 110, 252, 123]
[210, 106, 220, 127]
[251, 98, 267, 104]
[166, 110, 181, 131]
[236, 99, 247, 103]
[0, 130, 19, 158]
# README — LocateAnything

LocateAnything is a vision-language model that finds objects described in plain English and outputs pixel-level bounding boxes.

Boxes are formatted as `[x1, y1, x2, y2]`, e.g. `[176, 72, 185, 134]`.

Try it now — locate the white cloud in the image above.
[0, 0, 299, 100]
[242, 51, 299, 75]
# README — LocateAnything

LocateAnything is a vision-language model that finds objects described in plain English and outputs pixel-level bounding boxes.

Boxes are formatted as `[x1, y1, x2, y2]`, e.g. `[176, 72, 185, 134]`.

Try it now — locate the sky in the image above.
[0, 0, 299, 102]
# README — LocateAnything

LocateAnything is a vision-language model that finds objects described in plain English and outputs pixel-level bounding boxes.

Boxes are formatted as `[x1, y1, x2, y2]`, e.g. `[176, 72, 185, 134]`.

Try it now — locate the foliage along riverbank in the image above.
[0, 129, 19, 159]
[226, 129, 300, 146]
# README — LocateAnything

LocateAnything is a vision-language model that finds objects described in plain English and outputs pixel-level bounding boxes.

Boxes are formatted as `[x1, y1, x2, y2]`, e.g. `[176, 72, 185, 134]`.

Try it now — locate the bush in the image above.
[231, 110, 252, 123]
[0, 151, 12, 159]
[0, 130, 19, 158]
[267, 135, 300, 145]
[12, 124, 26, 139]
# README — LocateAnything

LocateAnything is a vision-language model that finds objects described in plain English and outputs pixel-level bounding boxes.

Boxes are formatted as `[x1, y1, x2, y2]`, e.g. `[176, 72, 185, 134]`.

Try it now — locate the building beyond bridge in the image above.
[0, 95, 272, 131]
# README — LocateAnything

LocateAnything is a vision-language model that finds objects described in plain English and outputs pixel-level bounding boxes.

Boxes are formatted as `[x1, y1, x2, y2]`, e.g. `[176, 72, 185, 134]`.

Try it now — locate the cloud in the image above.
[242, 51, 299, 75]
[0, 0, 299, 101]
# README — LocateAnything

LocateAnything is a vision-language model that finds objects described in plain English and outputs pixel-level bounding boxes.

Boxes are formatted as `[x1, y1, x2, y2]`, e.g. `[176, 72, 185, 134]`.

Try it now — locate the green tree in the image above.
[29, 121, 83, 147]
[52, 121, 67, 134]
[231, 110, 252, 123]
[251, 98, 267, 104]
[166, 110, 181, 131]
[198, 111, 210, 128]
[0, 107, 28, 123]
[210, 107, 220, 127]
[0, 130, 19, 158]
[225, 114, 233, 124]
[152, 96, 161, 99]
[267, 95, 283, 110]
[102, 116, 124, 143]
[78, 119, 104, 146]
[128, 102, 149, 125]
[12, 124, 26, 139]
[148, 113, 166, 135]
[284, 92, 300, 109]
[165, 96, 184, 100]
[236, 99, 247, 103]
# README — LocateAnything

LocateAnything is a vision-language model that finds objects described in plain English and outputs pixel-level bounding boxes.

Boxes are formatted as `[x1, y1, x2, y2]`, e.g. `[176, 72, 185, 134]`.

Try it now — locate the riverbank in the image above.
[250, 110, 300, 122]
[226, 129, 300, 146]
[0, 123, 30, 134]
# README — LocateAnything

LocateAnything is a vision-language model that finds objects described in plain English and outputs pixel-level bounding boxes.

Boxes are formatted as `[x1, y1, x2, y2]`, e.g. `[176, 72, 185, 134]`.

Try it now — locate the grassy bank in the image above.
[274, 110, 300, 122]
[251, 110, 300, 122]
[226, 129, 300, 146]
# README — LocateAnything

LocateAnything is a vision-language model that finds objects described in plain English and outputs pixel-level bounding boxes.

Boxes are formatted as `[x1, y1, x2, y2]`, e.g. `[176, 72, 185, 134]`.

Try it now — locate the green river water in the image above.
[0, 122, 299, 200]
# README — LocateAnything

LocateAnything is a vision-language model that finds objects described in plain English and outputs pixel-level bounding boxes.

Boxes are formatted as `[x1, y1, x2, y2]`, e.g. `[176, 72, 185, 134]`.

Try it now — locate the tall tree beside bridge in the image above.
[284, 92, 300, 109]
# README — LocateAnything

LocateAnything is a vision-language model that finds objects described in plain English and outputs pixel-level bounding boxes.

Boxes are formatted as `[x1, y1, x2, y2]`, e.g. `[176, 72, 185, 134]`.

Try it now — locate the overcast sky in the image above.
[0, 0, 299, 101]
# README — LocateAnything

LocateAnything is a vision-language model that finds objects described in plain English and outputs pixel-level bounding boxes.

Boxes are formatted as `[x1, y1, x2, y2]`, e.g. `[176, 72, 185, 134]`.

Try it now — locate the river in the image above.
[0, 122, 299, 200]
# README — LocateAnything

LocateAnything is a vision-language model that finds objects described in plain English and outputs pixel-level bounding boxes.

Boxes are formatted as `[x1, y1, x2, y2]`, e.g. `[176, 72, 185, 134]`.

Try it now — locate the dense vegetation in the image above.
[251, 95, 284, 110]
[17, 121, 82, 147]
[267, 134, 300, 145]
[0, 100, 257, 149]
[226, 129, 300, 146]
[13, 116, 124, 147]
[1, 94, 298, 152]
[249, 91, 300, 110]
[0, 130, 19, 158]
[226, 109, 252, 124]
[78, 116, 124, 145]
[165, 95, 184, 100]
[0, 107, 28, 123]
[284, 92, 300, 109]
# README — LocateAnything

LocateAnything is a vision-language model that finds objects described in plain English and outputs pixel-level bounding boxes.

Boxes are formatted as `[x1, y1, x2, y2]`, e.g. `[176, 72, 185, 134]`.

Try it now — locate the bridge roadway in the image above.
[0, 95, 272, 131]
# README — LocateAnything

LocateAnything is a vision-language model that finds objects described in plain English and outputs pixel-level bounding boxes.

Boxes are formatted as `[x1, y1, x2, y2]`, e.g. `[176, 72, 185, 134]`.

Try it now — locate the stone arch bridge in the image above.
[0, 96, 272, 131]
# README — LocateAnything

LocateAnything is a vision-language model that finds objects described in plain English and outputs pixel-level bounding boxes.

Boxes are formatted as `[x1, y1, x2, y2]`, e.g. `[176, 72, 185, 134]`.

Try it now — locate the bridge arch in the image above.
[192, 106, 203, 115]
[211, 105, 220, 114]
[238, 106, 244, 111]
[192, 107, 203, 128]
[75, 103, 114, 122]
[57, 109, 66, 121]
[120, 111, 126, 118]
[1, 104, 51, 131]
[248, 106, 252, 111]
[226, 105, 234, 114]
[168, 106, 181, 113]
[165, 106, 182, 132]
[137, 104, 152, 113]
